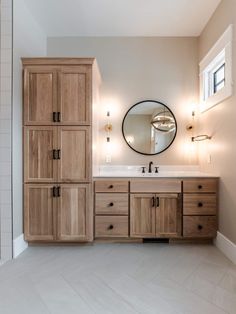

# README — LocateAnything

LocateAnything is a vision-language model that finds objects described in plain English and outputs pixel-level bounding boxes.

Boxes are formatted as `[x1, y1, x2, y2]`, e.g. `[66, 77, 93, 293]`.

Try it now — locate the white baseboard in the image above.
[13, 234, 28, 258]
[214, 231, 236, 264]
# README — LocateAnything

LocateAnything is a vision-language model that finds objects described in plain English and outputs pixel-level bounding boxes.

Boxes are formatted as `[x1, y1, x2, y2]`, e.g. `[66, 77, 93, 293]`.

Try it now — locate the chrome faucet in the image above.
[148, 161, 153, 173]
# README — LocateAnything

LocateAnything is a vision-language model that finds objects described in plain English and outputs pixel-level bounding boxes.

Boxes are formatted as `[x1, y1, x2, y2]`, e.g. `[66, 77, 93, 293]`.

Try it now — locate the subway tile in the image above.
[0, 77, 12, 91]
[0, 7, 12, 21]
[1, 232, 12, 247]
[0, 147, 11, 162]
[0, 49, 12, 63]
[0, 190, 11, 205]
[0, 119, 11, 133]
[0, 60, 12, 74]
[0, 175, 11, 190]
[0, 162, 11, 175]
[1, 204, 12, 219]
[1, 21, 12, 36]
[0, 105, 11, 120]
[0, 246, 12, 261]
[1, 218, 12, 233]
[0, 133, 11, 147]
[0, 91, 11, 105]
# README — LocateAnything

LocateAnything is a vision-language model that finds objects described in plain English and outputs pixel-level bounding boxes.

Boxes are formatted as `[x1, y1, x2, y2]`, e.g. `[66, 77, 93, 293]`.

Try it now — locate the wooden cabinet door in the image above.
[57, 184, 92, 241]
[24, 184, 56, 241]
[130, 194, 156, 238]
[24, 126, 58, 182]
[58, 66, 92, 125]
[23, 66, 57, 125]
[156, 194, 181, 237]
[58, 126, 91, 182]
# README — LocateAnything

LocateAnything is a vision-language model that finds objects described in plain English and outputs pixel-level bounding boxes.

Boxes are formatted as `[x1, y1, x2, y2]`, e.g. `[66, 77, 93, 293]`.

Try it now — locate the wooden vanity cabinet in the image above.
[94, 181, 129, 238]
[183, 179, 218, 238]
[130, 193, 181, 238]
[23, 58, 100, 242]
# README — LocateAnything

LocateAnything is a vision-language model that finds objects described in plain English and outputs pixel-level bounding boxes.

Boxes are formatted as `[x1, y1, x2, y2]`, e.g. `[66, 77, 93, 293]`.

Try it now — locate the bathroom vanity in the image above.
[94, 177, 218, 241]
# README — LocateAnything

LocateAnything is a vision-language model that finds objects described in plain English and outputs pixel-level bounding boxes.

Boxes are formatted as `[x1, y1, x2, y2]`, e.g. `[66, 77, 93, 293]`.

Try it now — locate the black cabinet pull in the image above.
[57, 112, 61, 122]
[109, 202, 114, 207]
[152, 197, 155, 207]
[53, 149, 57, 160]
[52, 186, 57, 197]
[198, 225, 203, 230]
[108, 224, 114, 230]
[156, 197, 160, 207]
[198, 202, 203, 207]
[57, 149, 61, 160]
[109, 185, 114, 189]
[53, 112, 57, 122]
[57, 186, 60, 197]
[198, 185, 203, 190]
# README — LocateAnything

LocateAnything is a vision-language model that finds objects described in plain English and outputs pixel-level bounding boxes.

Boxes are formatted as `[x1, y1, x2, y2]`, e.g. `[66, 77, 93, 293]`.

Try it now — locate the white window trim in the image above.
[199, 24, 233, 113]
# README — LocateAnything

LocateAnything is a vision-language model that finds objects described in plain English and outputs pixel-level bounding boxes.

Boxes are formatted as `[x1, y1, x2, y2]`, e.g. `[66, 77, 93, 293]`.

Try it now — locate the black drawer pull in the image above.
[198, 202, 203, 207]
[57, 186, 60, 197]
[52, 186, 57, 197]
[109, 202, 114, 207]
[108, 185, 114, 189]
[53, 112, 57, 122]
[198, 185, 203, 189]
[52, 149, 57, 160]
[152, 197, 155, 207]
[198, 225, 203, 230]
[108, 224, 114, 230]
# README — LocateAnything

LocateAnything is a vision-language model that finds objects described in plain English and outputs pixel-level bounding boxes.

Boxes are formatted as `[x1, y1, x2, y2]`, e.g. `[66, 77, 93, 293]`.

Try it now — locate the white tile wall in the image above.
[0, 0, 12, 261]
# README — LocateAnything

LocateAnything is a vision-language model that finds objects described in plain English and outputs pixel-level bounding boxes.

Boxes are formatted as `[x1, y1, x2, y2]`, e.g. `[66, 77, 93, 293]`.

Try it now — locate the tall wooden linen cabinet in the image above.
[22, 58, 100, 242]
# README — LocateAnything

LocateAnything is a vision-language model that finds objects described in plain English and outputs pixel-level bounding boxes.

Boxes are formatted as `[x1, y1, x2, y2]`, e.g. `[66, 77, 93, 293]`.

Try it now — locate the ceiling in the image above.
[23, 0, 221, 37]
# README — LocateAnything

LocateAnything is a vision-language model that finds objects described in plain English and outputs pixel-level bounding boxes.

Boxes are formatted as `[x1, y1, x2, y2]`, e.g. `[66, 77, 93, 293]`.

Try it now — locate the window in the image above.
[200, 25, 233, 112]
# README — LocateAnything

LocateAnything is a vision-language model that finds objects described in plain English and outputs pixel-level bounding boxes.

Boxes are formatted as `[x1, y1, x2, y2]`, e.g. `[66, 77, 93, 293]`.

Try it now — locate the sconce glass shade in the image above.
[151, 111, 176, 133]
[191, 134, 212, 142]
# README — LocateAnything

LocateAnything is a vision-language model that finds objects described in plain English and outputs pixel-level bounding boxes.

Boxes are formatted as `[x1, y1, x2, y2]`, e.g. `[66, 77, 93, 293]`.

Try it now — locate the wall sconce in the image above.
[187, 107, 212, 142]
[192, 135, 212, 142]
[105, 111, 112, 163]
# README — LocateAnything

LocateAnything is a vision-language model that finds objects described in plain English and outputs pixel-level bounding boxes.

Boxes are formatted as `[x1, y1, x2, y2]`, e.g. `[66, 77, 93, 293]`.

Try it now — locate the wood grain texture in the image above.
[95, 193, 129, 215]
[58, 126, 91, 182]
[22, 58, 96, 66]
[57, 184, 92, 241]
[130, 194, 156, 238]
[95, 216, 128, 238]
[23, 66, 57, 125]
[24, 184, 56, 241]
[156, 194, 181, 238]
[24, 126, 58, 182]
[58, 66, 92, 125]
[183, 216, 217, 238]
[95, 181, 129, 193]
[183, 179, 218, 193]
[183, 194, 217, 215]
[130, 179, 181, 193]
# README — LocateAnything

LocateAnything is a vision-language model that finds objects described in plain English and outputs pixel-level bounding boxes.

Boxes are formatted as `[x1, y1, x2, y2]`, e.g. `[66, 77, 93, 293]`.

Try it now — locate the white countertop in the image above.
[93, 165, 219, 178]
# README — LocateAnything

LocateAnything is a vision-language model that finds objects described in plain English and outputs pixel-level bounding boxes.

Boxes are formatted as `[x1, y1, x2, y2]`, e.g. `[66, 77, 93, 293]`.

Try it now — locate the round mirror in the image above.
[122, 100, 177, 155]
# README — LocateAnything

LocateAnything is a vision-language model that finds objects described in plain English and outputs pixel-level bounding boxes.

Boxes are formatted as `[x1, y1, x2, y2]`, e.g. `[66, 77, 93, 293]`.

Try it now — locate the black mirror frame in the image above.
[122, 100, 178, 156]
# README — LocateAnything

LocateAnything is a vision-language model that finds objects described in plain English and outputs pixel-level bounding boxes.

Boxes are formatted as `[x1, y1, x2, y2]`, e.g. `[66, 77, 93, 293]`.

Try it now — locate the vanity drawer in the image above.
[130, 179, 181, 193]
[95, 216, 129, 237]
[95, 181, 129, 193]
[183, 194, 217, 215]
[183, 216, 217, 238]
[95, 193, 128, 215]
[183, 179, 217, 193]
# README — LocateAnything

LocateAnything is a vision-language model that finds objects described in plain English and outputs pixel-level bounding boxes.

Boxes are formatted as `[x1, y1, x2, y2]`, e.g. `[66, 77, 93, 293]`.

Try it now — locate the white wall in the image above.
[47, 37, 199, 166]
[13, 0, 47, 239]
[199, 0, 236, 244]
